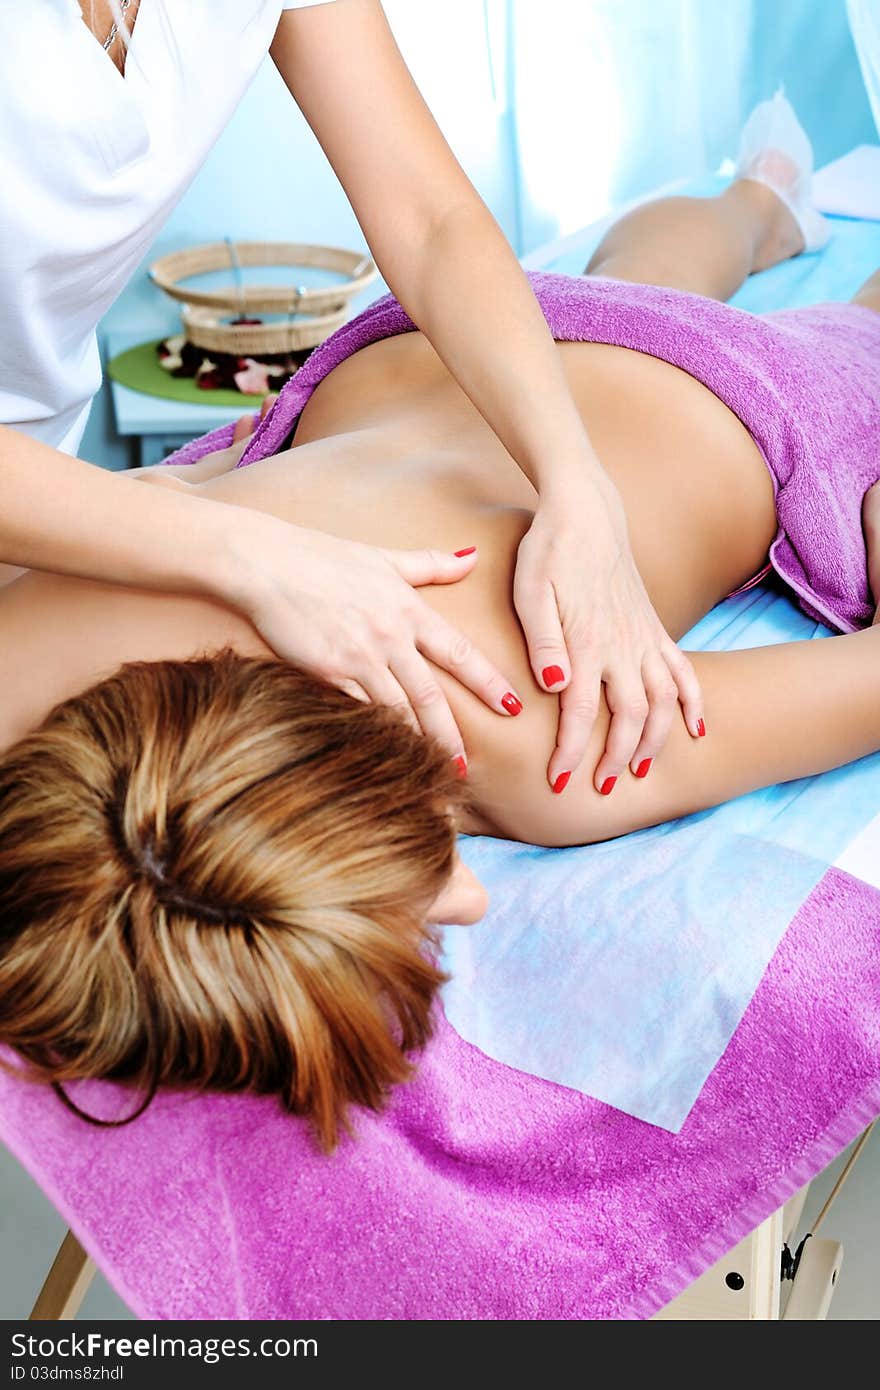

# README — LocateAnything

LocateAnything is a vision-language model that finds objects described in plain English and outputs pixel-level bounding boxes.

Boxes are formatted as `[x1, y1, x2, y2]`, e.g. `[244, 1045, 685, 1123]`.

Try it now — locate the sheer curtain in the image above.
[502, 0, 876, 255]
[849, 0, 880, 132]
[381, 0, 518, 238]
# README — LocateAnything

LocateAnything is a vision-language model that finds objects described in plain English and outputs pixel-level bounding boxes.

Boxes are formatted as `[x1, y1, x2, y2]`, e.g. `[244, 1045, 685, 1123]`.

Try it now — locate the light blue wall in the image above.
[86, 0, 877, 471]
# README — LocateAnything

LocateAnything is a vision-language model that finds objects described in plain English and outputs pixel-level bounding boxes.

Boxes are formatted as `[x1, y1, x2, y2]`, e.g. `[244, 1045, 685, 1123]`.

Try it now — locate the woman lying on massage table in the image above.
[1, 112, 879, 1148]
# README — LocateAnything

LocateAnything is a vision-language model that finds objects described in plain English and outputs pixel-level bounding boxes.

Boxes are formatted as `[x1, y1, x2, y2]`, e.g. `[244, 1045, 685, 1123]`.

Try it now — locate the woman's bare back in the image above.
[0, 331, 776, 846]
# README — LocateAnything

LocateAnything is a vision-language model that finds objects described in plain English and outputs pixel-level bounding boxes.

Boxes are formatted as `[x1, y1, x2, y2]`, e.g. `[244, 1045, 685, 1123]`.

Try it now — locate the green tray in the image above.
[106, 340, 259, 408]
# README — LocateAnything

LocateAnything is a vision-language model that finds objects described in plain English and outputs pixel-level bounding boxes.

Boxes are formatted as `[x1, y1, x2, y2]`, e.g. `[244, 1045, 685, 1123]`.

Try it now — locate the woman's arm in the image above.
[0, 425, 520, 757]
[270, 0, 703, 791]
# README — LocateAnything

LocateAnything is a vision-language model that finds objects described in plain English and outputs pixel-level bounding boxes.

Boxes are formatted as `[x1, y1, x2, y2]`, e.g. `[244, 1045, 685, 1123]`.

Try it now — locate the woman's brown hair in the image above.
[0, 653, 463, 1149]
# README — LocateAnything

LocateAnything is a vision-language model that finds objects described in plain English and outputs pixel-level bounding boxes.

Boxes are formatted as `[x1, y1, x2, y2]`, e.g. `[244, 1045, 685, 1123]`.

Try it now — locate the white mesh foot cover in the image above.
[735, 89, 830, 253]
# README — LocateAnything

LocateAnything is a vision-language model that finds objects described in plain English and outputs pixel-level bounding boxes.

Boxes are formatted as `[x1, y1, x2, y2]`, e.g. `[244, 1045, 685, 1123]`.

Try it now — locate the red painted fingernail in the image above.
[542, 664, 565, 688]
[501, 692, 523, 716]
[454, 546, 477, 557]
[552, 770, 571, 795]
[635, 758, 653, 779]
[453, 754, 467, 779]
[600, 775, 617, 796]
[697, 718, 707, 737]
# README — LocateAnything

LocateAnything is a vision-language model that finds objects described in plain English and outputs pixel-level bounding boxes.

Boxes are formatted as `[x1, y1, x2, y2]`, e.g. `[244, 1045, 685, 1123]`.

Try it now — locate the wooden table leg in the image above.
[29, 1230, 96, 1321]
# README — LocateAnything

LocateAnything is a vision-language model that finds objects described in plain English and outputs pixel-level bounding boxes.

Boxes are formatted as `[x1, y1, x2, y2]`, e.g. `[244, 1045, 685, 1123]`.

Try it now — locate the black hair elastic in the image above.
[51, 1071, 160, 1128]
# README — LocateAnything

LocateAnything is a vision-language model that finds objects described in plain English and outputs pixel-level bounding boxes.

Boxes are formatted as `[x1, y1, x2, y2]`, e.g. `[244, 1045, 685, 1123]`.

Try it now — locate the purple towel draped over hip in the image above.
[1, 867, 878, 1318]
[169, 271, 880, 633]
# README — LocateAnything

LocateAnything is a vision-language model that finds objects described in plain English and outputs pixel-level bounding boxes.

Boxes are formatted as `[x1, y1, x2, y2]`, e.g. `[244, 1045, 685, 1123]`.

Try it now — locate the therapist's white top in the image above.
[0, 0, 338, 455]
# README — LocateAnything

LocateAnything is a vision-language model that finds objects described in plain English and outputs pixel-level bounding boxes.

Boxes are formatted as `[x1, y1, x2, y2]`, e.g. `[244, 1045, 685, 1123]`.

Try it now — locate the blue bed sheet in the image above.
[441, 203, 880, 1132]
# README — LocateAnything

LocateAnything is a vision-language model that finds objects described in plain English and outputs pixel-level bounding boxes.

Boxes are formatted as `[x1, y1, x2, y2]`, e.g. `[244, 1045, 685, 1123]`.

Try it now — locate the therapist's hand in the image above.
[132, 469, 519, 762]
[132, 439, 520, 763]
[514, 474, 704, 792]
[225, 515, 520, 763]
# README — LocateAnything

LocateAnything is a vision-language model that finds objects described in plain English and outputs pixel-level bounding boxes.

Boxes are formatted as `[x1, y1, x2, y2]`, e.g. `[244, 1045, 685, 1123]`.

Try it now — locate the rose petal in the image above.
[233, 361, 272, 395]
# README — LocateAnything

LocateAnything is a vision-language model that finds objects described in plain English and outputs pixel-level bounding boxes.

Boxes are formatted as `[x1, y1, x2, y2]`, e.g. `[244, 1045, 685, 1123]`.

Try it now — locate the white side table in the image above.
[105, 331, 251, 468]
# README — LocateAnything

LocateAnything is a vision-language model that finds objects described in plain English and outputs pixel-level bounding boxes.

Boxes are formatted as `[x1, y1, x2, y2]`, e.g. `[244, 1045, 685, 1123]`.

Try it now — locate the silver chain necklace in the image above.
[102, 0, 133, 52]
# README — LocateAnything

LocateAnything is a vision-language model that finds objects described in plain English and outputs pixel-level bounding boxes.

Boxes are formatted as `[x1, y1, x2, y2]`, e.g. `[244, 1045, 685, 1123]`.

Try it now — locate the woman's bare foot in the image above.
[862, 479, 880, 624]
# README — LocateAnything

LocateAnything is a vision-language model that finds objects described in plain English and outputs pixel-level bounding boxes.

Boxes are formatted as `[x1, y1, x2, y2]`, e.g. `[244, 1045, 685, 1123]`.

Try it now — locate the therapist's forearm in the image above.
[375, 200, 610, 503]
[270, 0, 606, 505]
[0, 427, 244, 597]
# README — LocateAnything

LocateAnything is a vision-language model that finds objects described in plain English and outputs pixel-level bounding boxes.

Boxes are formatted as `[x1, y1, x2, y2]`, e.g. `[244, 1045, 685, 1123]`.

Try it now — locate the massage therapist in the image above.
[0, 0, 702, 791]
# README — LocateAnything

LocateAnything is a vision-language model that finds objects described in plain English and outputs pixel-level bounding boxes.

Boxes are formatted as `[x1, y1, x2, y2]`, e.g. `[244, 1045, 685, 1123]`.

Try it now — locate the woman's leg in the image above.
[584, 178, 804, 300]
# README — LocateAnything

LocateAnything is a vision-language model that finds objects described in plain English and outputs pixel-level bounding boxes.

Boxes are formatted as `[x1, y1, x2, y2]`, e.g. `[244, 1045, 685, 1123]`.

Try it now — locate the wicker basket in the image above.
[149, 240, 377, 356]
[179, 303, 352, 355]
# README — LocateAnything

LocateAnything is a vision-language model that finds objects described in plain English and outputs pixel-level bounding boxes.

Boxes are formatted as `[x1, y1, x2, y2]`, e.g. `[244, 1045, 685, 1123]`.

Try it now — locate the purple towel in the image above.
[169, 273, 880, 633]
[1, 866, 878, 1319]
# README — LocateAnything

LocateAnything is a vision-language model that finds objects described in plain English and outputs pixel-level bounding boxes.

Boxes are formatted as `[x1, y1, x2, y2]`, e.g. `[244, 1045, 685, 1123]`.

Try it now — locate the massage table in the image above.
[7, 164, 880, 1322]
